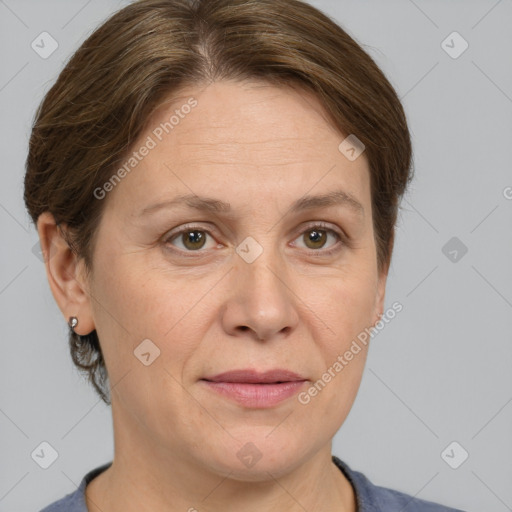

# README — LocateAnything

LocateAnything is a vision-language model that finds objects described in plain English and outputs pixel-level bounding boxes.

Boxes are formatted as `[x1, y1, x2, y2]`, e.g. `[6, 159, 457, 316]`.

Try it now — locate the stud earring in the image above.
[69, 316, 78, 333]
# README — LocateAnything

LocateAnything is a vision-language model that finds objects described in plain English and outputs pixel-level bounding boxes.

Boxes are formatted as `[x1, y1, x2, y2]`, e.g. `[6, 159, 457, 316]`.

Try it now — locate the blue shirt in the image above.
[39, 456, 465, 511]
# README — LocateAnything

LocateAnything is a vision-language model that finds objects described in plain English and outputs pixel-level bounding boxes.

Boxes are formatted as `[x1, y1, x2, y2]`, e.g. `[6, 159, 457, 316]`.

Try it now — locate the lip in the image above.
[202, 369, 305, 384]
[200, 369, 307, 408]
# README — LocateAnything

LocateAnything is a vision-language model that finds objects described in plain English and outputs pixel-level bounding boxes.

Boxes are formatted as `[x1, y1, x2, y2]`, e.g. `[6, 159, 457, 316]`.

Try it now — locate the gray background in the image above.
[1, 0, 511, 511]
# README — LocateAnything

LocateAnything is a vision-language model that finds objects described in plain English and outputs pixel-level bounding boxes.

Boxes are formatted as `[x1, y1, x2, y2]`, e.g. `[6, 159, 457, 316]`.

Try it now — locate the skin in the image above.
[38, 79, 390, 512]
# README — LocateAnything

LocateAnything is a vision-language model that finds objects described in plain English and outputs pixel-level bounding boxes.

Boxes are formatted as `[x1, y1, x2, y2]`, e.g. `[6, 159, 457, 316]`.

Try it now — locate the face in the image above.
[55, 80, 387, 480]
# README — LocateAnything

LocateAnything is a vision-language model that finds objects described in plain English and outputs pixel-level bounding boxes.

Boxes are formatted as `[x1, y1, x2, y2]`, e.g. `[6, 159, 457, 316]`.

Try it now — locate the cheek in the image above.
[87, 260, 161, 372]
[89, 263, 197, 422]
[297, 274, 374, 435]
[93, 257, 178, 333]
[90, 259, 206, 378]
[312, 268, 378, 345]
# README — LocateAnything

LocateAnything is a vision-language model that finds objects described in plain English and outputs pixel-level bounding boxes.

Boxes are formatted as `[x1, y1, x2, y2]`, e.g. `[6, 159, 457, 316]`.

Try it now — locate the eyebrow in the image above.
[138, 189, 364, 218]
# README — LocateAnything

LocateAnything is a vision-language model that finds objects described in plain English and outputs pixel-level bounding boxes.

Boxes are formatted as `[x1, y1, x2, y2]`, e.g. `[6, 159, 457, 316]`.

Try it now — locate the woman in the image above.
[25, 0, 465, 510]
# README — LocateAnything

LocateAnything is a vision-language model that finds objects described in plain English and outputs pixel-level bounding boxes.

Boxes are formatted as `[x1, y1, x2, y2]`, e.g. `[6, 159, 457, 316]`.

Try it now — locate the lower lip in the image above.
[201, 380, 307, 408]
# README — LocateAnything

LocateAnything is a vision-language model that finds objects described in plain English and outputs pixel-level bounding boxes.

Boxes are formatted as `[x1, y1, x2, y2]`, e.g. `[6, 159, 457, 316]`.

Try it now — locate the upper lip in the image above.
[202, 369, 306, 384]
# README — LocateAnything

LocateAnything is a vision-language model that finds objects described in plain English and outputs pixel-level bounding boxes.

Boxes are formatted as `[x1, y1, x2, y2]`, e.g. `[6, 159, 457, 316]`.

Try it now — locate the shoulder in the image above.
[332, 456, 466, 512]
[39, 462, 112, 512]
[39, 490, 81, 512]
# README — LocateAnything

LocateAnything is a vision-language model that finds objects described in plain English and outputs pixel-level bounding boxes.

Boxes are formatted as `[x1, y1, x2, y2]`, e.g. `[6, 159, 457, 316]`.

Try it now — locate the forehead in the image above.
[151, 79, 349, 154]
[104, 79, 371, 219]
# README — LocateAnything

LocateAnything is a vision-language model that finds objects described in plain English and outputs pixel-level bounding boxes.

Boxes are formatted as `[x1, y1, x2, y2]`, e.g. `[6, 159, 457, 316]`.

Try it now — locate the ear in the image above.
[36, 212, 95, 336]
[371, 228, 394, 326]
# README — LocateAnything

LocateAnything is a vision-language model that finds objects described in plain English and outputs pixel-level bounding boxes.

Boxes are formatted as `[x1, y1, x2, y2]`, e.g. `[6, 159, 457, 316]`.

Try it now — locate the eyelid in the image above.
[295, 220, 345, 238]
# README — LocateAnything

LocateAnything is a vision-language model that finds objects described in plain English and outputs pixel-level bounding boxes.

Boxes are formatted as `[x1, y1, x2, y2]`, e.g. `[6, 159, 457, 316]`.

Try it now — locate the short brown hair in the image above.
[24, 0, 413, 404]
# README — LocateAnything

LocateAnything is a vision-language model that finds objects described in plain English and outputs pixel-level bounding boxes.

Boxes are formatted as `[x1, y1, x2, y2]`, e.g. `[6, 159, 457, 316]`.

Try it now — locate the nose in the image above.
[221, 248, 300, 342]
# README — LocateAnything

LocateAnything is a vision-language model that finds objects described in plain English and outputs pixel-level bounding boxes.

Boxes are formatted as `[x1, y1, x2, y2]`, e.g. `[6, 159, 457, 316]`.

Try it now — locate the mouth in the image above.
[200, 369, 307, 408]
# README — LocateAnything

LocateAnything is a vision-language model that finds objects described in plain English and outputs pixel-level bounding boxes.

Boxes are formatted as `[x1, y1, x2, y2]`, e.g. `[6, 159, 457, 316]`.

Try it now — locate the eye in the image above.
[163, 222, 346, 255]
[165, 227, 218, 252]
[291, 224, 344, 254]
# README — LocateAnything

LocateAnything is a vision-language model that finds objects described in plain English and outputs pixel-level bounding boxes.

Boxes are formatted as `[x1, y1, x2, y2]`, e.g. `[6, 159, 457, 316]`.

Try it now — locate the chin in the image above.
[195, 432, 310, 481]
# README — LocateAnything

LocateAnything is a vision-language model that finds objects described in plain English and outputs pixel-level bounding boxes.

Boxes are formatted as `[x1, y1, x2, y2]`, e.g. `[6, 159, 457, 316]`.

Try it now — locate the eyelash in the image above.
[163, 222, 347, 257]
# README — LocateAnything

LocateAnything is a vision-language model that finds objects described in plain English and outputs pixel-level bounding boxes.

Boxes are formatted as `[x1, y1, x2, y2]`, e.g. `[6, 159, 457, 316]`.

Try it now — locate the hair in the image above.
[24, 0, 413, 404]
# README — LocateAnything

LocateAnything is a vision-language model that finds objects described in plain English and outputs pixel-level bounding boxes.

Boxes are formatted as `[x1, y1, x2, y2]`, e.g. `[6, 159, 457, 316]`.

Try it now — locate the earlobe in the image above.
[36, 212, 96, 336]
